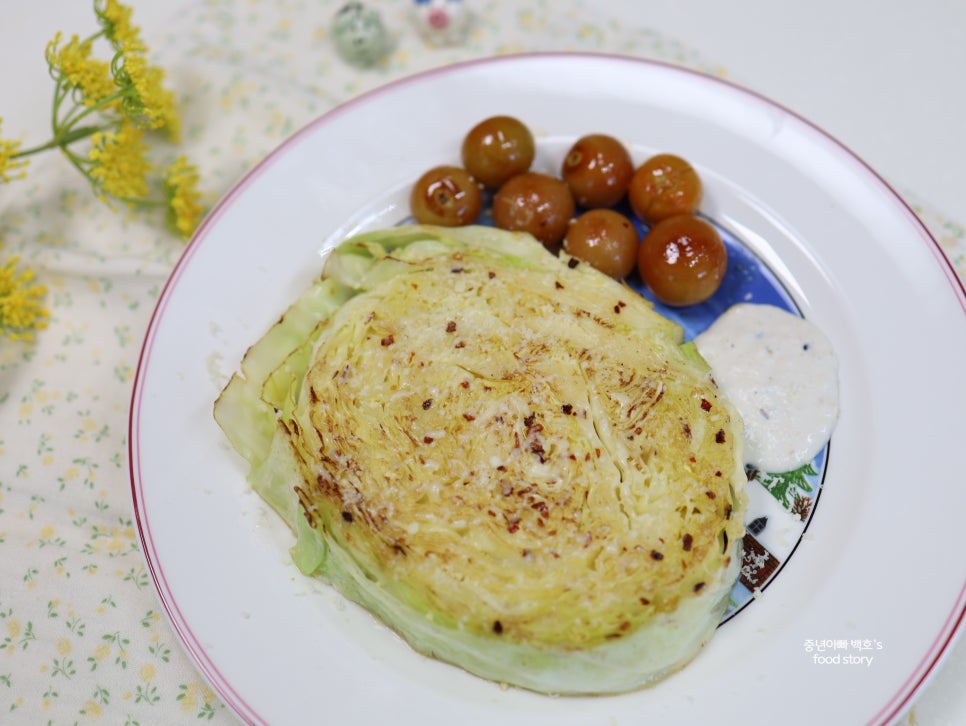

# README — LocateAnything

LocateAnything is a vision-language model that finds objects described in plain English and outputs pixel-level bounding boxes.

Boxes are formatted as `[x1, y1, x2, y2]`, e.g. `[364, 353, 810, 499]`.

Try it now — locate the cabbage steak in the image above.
[214, 224, 747, 695]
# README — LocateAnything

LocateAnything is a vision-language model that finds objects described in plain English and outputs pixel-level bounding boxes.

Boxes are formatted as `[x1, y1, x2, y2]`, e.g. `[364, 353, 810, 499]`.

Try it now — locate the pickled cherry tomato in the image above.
[637, 215, 727, 306]
[461, 115, 536, 189]
[561, 134, 634, 208]
[628, 153, 702, 224]
[492, 171, 575, 251]
[410, 165, 483, 226]
[563, 209, 639, 279]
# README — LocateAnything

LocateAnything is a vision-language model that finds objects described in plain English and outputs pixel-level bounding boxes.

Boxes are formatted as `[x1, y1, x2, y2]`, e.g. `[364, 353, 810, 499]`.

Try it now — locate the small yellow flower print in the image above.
[82, 700, 104, 717]
[57, 637, 72, 656]
[7, 619, 22, 639]
[139, 662, 156, 682]
[179, 682, 199, 711]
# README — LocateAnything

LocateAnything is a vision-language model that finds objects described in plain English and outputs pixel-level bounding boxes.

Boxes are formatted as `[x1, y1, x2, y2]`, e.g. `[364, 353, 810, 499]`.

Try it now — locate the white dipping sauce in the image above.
[694, 303, 839, 473]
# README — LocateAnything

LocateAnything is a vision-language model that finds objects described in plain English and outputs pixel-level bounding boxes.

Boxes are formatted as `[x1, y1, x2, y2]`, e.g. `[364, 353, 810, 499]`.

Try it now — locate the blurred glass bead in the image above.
[332, 2, 390, 67]
[411, 0, 472, 47]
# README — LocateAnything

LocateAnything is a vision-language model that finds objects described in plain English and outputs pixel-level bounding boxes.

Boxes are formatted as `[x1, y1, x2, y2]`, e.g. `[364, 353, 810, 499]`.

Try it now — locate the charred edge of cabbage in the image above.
[284, 443, 744, 695]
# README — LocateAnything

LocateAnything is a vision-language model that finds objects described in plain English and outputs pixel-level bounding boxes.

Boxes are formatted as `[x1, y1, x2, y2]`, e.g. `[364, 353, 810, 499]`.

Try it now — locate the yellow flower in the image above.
[0, 256, 50, 341]
[114, 50, 179, 135]
[95, 0, 144, 52]
[88, 122, 150, 200]
[0, 118, 29, 182]
[45, 32, 116, 108]
[163, 156, 205, 240]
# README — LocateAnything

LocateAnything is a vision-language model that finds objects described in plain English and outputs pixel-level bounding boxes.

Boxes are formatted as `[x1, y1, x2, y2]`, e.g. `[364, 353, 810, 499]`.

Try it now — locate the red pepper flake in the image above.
[639, 597, 651, 605]
[422, 399, 433, 410]
[455, 341, 466, 349]
[488, 271, 496, 279]
[705, 490, 717, 499]
[446, 321, 457, 333]
[493, 620, 504, 634]
[380, 334, 395, 346]
[701, 398, 712, 411]
[682, 533, 693, 551]
[460, 380, 470, 389]
[650, 550, 664, 561]
[561, 403, 573, 415]
[341, 511, 354, 523]
[529, 441, 547, 463]
[568, 258, 579, 268]
[450, 266, 464, 273]
[423, 436, 434, 444]
[462, 413, 476, 421]
[682, 423, 692, 439]
[693, 582, 706, 593]
[715, 429, 727, 444]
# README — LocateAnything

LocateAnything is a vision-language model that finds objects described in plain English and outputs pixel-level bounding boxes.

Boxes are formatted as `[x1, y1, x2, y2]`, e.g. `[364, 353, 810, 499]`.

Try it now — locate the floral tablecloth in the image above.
[1, 1, 963, 723]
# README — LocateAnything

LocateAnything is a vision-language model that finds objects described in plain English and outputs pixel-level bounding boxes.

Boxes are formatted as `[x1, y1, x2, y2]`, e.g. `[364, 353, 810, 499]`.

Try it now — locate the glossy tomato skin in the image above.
[628, 153, 702, 224]
[461, 116, 536, 189]
[637, 215, 727, 306]
[561, 134, 634, 209]
[492, 172, 575, 251]
[563, 209, 639, 279]
[410, 165, 483, 226]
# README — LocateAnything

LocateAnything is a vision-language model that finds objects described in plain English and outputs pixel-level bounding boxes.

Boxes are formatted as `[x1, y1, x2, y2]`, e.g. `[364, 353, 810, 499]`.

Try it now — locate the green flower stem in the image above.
[13, 125, 104, 158]
[56, 86, 125, 131]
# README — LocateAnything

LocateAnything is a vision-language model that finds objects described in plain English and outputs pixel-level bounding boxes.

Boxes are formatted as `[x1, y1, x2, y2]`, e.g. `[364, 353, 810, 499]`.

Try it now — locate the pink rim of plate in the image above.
[128, 52, 966, 726]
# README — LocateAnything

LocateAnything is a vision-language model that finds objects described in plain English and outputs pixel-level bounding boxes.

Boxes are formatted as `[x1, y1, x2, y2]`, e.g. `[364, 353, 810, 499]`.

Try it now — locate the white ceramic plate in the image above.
[130, 54, 966, 726]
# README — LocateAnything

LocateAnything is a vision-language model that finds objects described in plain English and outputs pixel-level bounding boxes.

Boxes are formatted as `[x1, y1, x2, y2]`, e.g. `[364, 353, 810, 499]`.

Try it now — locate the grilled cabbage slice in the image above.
[215, 225, 746, 695]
